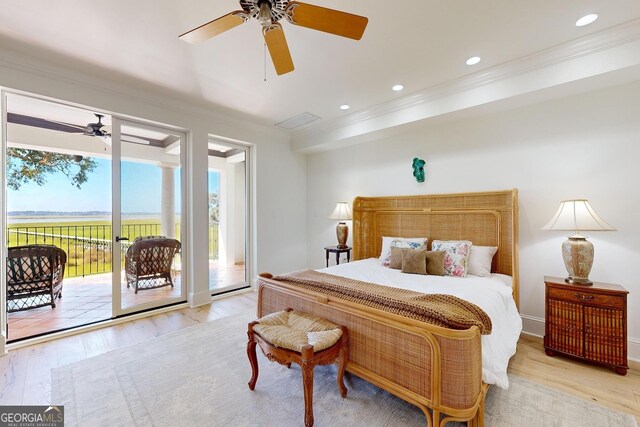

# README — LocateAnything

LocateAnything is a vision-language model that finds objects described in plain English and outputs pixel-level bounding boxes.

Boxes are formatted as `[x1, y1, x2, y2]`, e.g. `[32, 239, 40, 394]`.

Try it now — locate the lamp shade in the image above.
[542, 199, 615, 232]
[328, 202, 352, 221]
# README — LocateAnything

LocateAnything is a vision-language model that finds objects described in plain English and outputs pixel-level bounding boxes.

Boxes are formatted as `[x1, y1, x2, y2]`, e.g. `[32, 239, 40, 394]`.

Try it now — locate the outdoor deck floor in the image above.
[7, 262, 246, 342]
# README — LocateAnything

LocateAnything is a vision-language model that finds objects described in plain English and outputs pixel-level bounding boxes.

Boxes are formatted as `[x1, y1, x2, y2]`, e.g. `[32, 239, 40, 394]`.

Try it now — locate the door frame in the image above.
[207, 137, 252, 295]
[0, 87, 193, 349]
[1, 89, 8, 354]
[111, 117, 189, 317]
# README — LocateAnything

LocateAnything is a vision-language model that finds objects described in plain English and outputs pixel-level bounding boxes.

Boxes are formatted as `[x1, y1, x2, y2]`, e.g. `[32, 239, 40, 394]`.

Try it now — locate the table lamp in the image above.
[542, 199, 615, 285]
[328, 202, 352, 249]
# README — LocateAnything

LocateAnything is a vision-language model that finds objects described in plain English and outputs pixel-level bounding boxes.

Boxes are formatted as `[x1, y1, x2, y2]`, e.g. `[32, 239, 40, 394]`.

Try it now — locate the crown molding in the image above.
[0, 45, 290, 143]
[292, 18, 640, 151]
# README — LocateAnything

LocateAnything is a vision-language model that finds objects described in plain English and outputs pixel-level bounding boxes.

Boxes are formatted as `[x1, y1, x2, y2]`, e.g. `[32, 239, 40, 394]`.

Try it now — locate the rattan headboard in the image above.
[352, 189, 519, 308]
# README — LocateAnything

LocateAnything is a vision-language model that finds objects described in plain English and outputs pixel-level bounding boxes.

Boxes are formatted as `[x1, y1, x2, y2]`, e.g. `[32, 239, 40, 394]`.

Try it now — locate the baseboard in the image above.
[521, 314, 545, 337]
[520, 314, 640, 365]
[188, 290, 213, 308]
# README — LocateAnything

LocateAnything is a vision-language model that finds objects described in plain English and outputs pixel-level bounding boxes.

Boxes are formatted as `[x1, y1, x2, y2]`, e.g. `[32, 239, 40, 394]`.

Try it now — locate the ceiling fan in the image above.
[179, 0, 369, 75]
[7, 113, 160, 146]
[81, 114, 110, 138]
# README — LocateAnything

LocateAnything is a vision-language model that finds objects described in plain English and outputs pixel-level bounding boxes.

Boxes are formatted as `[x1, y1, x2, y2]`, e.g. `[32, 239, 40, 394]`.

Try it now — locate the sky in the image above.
[8, 157, 220, 214]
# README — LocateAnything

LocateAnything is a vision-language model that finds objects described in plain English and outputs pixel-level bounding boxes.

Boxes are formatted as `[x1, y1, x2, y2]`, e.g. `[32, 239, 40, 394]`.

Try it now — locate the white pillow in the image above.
[379, 236, 428, 263]
[467, 246, 498, 277]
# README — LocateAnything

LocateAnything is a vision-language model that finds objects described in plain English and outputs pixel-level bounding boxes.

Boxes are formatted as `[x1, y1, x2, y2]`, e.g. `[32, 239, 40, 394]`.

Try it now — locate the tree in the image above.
[209, 192, 219, 224]
[6, 148, 97, 190]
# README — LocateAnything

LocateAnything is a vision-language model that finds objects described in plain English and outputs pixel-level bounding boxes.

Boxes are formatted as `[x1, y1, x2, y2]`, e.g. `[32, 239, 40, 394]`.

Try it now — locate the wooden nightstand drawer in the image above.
[548, 287, 624, 309]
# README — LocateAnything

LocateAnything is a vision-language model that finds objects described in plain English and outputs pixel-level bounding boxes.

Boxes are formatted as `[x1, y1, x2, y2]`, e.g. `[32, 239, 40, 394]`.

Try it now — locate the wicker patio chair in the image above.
[125, 236, 181, 294]
[6, 244, 66, 313]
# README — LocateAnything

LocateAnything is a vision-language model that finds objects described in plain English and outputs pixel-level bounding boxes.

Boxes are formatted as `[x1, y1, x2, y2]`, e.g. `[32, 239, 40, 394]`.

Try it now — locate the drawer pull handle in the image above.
[574, 293, 594, 301]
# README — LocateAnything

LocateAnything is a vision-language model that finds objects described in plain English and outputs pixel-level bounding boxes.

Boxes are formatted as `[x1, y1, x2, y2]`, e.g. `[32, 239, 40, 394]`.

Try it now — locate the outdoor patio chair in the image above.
[125, 236, 181, 294]
[6, 244, 66, 313]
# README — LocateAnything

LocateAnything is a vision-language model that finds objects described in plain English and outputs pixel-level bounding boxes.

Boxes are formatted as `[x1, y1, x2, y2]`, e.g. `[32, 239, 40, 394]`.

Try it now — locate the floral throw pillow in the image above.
[383, 240, 424, 266]
[430, 240, 473, 277]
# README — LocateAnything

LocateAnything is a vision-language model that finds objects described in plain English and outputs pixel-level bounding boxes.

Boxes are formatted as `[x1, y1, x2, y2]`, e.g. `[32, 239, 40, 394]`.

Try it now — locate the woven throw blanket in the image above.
[270, 270, 492, 334]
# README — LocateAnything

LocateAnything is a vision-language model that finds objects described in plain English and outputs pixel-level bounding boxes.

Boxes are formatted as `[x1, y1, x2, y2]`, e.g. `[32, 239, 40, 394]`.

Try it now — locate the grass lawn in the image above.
[8, 219, 218, 278]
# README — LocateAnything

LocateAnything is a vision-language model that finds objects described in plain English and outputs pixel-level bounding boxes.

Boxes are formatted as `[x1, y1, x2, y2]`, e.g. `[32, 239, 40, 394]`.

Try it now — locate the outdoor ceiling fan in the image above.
[55, 113, 112, 147]
[81, 114, 110, 138]
[179, 0, 369, 75]
[7, 113, 159, 146]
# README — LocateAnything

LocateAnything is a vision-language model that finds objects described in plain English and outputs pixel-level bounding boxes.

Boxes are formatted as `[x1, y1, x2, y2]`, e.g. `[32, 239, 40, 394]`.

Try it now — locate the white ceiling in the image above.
[1, 1, 640, 131]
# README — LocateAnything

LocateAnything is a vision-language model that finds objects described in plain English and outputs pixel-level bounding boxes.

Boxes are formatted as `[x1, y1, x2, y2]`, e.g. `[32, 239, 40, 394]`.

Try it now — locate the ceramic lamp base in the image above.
[336, 222, 349, 249]
[561, 236, 594, 286]
[564, 277, 593, 286]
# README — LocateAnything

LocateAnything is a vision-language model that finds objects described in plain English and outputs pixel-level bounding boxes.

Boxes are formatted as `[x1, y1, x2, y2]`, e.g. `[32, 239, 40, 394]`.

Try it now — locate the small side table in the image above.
[544, 276, 628, 375]
[325, 246, 352, 267]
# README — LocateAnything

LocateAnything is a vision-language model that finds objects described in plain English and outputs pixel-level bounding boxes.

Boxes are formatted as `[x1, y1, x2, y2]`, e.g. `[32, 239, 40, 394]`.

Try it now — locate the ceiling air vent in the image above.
[275, 112, 321, 130]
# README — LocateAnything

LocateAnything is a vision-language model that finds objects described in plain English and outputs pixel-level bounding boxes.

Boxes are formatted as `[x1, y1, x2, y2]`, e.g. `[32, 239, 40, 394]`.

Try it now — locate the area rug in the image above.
[52, 309, 637, 427]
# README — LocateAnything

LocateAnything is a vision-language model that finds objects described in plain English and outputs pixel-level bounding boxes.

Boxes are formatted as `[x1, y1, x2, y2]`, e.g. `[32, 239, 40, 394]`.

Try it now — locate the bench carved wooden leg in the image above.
[247, 321, 259, 390]
[337, 327, 348, 398]
[301, 345, 315, 427]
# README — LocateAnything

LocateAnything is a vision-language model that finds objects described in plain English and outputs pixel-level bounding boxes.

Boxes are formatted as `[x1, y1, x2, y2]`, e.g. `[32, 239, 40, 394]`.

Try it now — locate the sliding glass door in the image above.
[1, 91, 189, 342]
[3, 91, 113, 341]
[208, 139, 249, 295]
[111, 118, 187, 316]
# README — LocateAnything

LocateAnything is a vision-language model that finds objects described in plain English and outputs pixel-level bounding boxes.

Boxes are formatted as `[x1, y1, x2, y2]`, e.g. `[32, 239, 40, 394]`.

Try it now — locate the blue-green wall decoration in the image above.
[412, 157, 426, 183]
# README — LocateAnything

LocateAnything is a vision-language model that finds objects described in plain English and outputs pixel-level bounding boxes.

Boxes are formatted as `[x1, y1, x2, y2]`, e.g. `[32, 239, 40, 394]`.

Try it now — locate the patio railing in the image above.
[7, 223, 219, 278]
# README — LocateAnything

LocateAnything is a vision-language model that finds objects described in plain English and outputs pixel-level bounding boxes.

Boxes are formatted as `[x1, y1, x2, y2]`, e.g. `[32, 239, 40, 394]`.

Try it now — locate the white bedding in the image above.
[317, 258, 522, 389]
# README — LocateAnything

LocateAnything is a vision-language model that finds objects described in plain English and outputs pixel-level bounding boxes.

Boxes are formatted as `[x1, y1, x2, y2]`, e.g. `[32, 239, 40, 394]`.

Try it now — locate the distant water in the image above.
[8, 214, 162, 224]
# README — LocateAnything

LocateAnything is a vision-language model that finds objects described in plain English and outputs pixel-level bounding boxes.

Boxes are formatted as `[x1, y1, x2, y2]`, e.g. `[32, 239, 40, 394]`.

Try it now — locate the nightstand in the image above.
[324, 246, 351, 267]
[544, 276, 628, 375]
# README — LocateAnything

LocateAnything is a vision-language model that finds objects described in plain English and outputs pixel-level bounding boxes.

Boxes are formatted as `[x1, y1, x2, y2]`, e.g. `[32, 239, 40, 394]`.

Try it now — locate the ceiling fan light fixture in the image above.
[340, 104, 350, 110]
[392, 84, 404, 92]
[257, 0, 272, 26]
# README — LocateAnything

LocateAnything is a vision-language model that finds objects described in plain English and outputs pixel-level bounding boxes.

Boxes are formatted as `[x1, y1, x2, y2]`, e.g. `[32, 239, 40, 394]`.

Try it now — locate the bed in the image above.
[257, 189, 520, 427]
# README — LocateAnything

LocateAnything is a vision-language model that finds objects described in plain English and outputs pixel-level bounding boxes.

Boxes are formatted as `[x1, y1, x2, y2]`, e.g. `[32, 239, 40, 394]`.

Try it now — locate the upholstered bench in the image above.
[247, 308, 349, 427]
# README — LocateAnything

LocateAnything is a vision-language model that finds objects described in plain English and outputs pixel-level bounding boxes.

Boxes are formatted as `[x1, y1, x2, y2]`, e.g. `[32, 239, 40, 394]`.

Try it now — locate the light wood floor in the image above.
[7, 262, 246, 341]
[1, 290, 638, 424]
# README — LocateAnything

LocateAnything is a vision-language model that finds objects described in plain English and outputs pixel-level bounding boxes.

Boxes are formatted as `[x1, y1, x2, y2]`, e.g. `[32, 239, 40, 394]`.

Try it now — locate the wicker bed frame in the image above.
[257, 189, 519, 427]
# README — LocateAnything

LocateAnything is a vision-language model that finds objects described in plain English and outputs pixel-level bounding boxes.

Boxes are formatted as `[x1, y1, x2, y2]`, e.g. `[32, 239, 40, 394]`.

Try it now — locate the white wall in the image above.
[306, 80, 640, 360]
[0, 49, 308, 308]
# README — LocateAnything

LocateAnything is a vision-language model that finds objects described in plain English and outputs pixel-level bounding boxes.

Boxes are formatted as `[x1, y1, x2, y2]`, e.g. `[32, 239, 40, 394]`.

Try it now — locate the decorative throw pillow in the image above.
[425, 251, 446, 276]
[467, 246, 498, 277]
[388, 246, 406, 270]
[383, 239, 424, 266]
[379, 237, 427, 263]
[401, 247, 427, 275]
[431, 240, 473, 277]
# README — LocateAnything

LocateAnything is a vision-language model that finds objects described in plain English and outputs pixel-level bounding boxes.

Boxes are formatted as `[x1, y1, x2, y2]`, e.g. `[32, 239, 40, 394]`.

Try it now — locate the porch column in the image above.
[160, 164, 176, 238]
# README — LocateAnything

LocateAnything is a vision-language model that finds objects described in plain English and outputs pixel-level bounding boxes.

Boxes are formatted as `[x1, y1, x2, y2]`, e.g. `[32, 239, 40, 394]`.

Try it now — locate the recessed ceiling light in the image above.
[576, 14, 598, 27]
[339, 104, 350, 110]
[392, 84, 404, 92]
[466, 56, 481, 66]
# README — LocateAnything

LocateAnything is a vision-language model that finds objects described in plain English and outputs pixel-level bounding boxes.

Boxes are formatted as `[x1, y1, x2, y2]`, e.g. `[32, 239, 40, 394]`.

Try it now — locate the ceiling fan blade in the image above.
[7, 113, 86, 133]
[263, 23, 294, 76]
[285, 1, 368, 40]
[179, 11, 248, 44]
